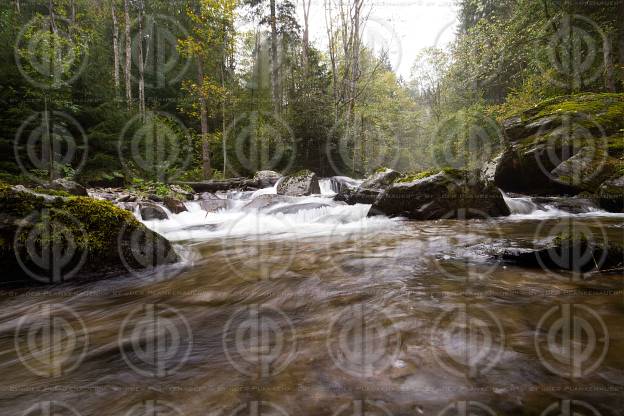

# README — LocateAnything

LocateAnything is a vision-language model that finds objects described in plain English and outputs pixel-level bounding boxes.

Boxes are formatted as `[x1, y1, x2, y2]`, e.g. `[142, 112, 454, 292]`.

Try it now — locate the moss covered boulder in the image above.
[338, 168, 401, 205]
[369, 169, 510, 220]
[0, 184, 178, 287]
[276, 170, 321, 196]
[491, 93, 624, 196]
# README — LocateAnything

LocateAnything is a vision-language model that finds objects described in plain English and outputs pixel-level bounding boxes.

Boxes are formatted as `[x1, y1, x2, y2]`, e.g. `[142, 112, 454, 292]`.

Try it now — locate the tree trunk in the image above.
[137, 0, 145, 118]
[111, 0, 121, 96]
[604, 34, 616, 92]
[302, 0, 311, 71]
[197, 59, 212, 179]
[15, 0, 20, 14]
[270, 0, 279, 113]
[124, 0, 132, 108]
[618, 1, 624, 91]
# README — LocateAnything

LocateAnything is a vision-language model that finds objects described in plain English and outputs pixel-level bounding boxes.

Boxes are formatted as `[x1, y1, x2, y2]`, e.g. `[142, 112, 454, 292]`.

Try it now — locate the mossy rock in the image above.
[370, 169, 510, 220]
[0, 183, 178, 287]
[276, 170, 320, 196]
[493, 93, 624, 195]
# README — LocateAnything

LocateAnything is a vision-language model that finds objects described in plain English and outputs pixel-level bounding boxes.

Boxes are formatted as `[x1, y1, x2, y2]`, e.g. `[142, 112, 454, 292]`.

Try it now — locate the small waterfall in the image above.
[501, 191, 540, 215]
[319, 179, 336, 196]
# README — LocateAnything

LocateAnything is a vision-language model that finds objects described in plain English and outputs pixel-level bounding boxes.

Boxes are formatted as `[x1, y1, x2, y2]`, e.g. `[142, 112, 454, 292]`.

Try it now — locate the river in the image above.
[1, 180, 623, 416]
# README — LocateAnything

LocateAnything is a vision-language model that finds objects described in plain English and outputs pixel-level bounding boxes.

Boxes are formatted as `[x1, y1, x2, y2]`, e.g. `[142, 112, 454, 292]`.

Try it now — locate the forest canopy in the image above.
[1, 0, 623, 186]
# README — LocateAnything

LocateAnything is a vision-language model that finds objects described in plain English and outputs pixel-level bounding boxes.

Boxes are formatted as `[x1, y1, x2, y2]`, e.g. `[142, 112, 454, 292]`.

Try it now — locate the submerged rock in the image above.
[243, 195, 295, 211]
[501, 235, 623, 274]
[0, 183, 178, 287]
[369, 169, 510, 220]
[199, 198, 232, 212]
[267, 202, 332, 215]
[42, 178, 88, 196]
[277, 170, 321, 196]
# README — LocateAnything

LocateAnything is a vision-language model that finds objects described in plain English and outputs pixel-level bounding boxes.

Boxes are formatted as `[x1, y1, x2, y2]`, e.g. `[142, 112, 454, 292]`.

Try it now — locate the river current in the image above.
[1, 179, 623, 415]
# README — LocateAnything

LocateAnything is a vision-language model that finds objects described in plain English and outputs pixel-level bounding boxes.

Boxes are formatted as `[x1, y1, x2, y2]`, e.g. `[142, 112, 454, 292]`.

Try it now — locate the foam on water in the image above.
[140, 182, 396, 242]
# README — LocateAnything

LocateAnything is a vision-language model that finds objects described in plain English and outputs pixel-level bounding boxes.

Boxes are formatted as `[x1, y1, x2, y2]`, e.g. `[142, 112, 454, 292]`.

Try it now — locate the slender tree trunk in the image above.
[111, 0, 121, 96]
[197, 59, 211, 179]
[324, 0, 339, 122]
[70, 0, 76, 25]
[302, 0, 311, 71]
[221, 28, 228, 178]
[269, 0, 279, 113]
[15, 0, 20, 14]
[137, 0, 145, 118]
[124, 0, 132, 108]
[618, 1, 624, 91]
[604, 34, 616, 92]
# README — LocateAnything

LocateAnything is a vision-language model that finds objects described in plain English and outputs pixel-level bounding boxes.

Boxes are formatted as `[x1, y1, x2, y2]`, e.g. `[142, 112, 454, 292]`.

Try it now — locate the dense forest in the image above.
[1, 0, 623, 186]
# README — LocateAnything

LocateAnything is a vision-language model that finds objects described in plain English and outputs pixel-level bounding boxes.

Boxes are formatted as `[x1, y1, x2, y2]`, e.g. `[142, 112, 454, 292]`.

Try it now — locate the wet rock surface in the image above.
[277, 170, 321, 196]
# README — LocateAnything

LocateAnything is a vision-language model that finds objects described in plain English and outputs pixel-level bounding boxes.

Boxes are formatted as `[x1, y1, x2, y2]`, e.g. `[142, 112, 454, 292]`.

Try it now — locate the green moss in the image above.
[0, 182, 141, 257]
[374, 166, 389, 174]
[32, 187, 73, 198]
[397, 168, 464, 183]
[291, 169, 313, 178]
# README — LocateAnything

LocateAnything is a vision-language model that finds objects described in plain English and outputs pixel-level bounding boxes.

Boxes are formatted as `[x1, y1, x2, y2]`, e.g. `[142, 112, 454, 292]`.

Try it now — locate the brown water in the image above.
[1, 212, 623, 416]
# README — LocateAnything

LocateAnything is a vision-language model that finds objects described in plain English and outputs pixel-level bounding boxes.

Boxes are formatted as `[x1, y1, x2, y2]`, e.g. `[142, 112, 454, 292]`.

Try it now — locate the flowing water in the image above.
[1, 180, 623, 416]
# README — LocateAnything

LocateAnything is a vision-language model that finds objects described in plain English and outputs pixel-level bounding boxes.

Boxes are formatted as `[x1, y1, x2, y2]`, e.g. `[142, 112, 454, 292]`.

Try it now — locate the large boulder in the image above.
[254, 170, 282, 188]
[369, 169, 510, 220]
[490, 94, 624, 195]
[338, 169, 400, 205]
[42, 178, 88, 196]
[596, 175, 624, 212]
[277, 170, 321, 196]
[359, 168, 401, 190]
[0, 184, 178, 287]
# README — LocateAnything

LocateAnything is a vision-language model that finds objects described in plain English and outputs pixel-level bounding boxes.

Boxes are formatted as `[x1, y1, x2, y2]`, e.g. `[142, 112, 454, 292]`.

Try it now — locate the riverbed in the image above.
[1, 181, 623, 416]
